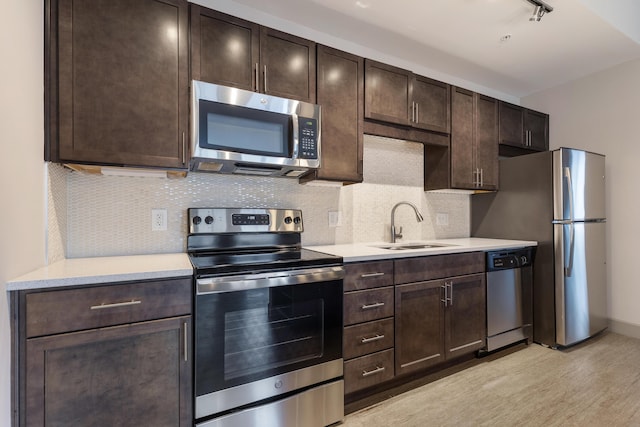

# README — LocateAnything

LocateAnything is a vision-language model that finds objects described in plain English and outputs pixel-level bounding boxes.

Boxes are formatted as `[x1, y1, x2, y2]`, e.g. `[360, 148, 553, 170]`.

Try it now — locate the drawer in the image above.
[343, 318, 394, 360]
[25, 277, 192, 338]
[344, 349, 394, 394]
[344, 287, 394, 326]
[394, 252, 485, 284]
[344, 260, 394, 291]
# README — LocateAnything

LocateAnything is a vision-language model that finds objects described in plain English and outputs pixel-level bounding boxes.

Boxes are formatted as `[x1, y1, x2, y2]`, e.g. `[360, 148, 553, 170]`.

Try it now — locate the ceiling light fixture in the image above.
[526, 0, 553, 22]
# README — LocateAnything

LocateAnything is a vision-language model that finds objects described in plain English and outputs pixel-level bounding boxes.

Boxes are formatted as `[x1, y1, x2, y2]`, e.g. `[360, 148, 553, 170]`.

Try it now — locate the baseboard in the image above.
[609, 319, 640, 340]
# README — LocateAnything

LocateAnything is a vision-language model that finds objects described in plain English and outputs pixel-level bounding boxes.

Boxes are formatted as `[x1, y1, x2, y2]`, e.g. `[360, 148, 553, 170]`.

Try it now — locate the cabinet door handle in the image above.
[362, 366, 385, 377]
[255, 63, 259, 92]
[480, 168, 484, 187]
[448, 282, 454, 306]
[361, 334, 385, 344]
[183, 321, 188, 362]
[416, 103, 419, 123]
[361, 272, 385, 278]
[181, 132, 186, 164]
[90, 300, 141, 310]
[264, 65, 268, 93]
[411, 102, 415, 123]
[361, 302, 385, 310]
[441, 283, 448, 306]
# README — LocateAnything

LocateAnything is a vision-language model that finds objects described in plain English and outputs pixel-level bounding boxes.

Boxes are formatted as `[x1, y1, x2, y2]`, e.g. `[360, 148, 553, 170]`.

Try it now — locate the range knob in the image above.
[205, 216, 214, 224]
[293, 216, 301, 224]
[520, 255, 528, 264]
[192, 216, 202, 225]
[284, 216, 293, 224]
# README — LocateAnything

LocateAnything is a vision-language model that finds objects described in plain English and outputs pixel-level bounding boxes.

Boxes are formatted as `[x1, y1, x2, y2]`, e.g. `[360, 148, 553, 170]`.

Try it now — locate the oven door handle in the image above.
[196, 266, 345, 294]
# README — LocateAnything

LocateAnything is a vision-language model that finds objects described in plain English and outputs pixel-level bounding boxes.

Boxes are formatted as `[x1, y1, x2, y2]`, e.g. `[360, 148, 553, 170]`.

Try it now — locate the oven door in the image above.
[194, 266, 344, 420]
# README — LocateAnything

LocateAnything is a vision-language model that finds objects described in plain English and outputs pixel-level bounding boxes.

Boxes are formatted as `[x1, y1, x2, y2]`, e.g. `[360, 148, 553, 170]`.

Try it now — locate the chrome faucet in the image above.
[390, 201, 424, 243]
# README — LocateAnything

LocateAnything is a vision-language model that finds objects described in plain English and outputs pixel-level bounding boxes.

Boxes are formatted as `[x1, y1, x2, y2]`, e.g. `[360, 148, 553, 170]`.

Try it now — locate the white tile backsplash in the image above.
[49, 135, 469, 258]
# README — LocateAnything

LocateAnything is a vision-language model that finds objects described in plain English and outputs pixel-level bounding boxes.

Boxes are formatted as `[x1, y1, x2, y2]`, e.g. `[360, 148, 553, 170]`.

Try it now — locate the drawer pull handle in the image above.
[361, 334, 385, 344]
[90, 300, 142, 310]
[360, 272, 384, 278]
[361, 302, 385, 310]
[362, 366, 385, 377]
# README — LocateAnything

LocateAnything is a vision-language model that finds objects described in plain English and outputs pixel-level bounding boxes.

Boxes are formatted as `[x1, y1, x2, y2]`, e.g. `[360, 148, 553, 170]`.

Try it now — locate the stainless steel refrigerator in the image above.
[472, 148, 607, 347]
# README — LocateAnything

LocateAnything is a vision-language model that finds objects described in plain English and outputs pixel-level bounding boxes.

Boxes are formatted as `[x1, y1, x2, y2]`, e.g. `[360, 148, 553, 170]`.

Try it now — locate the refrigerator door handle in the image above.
[564, 166, 574, 221]
[566, 222, 575, 277]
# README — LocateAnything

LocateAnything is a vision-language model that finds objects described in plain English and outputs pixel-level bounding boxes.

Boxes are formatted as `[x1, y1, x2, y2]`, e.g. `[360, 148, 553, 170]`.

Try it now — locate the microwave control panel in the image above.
[298, 118, 318, 159]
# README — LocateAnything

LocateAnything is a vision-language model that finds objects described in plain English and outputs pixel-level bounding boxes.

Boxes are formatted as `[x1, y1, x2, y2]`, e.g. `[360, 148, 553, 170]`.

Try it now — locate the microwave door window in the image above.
[199, 100, 291, 157]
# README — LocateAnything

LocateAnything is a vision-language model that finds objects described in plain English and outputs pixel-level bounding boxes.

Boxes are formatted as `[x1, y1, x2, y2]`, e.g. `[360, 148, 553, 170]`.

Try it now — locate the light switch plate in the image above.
[328, 211, 342, 227]
[436, 213, 449, 226]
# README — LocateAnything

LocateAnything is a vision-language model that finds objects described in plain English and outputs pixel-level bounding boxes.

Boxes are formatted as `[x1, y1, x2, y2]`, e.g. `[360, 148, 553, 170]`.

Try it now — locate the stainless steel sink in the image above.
[371, 243, 455, 251]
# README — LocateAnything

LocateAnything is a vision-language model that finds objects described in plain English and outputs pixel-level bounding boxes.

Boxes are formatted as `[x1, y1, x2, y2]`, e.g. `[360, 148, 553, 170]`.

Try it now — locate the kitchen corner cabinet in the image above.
[364, 60, 450, 134]
[450, 87, 498, 190]
[46, 0, 189, 169]
[394, 253, 485, 377]
[498, 101, 549, 153]
[304, 45, 364, 184]
[13, 278, 192, 426]
[191, 5, 316, 103]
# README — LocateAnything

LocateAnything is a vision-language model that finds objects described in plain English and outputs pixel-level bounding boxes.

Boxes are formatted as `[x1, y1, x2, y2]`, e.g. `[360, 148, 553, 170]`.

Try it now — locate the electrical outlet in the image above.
[436, 213, 449, 226]
[328, 210, 342, 227]
[152, 209, 167, 231]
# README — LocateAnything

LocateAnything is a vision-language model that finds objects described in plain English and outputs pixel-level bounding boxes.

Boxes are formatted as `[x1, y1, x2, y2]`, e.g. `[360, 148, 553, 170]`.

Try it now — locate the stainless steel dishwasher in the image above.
[486, 248, 534, 352]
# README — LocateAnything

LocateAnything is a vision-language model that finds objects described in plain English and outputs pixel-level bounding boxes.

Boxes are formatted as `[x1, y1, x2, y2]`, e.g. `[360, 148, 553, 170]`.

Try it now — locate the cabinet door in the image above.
[364, 60, 411, 126]
[190, 6, 259, 91]
[25, 317, 192, 427]
[450, 86, 475, 189]
[498, 101, 525, 147]
[475, 94, 498, 190]
[445, 273, 486, 359]
[260, 27, 316, 103]
[525, 109, 549, 151]
[411, 76, 450, 134]
[314, 45, 363, 183]
[395, 280, 445, 376]
[55, 0, 189, 169]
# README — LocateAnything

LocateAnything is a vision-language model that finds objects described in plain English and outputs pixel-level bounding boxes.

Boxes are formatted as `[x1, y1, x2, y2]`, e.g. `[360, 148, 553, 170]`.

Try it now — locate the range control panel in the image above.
[189, 208, 303, 234]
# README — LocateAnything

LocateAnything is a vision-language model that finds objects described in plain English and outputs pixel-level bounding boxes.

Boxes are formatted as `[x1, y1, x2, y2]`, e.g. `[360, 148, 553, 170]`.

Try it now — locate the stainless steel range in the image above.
[188, 208, 345, 427]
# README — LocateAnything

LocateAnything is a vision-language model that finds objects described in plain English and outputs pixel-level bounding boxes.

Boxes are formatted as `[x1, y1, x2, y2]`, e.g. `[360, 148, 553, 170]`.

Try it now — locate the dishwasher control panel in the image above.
[486, 248, 533, 271]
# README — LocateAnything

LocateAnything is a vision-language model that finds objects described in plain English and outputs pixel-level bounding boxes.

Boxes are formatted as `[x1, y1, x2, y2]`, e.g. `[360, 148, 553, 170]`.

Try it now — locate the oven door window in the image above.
[195, 280, 342, 396]
[199, 99, 292, 158]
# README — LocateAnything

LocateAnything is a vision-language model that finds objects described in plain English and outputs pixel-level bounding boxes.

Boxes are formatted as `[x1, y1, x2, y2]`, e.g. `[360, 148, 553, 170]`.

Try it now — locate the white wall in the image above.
[0, 1, 46, 424]
[523, 58, 640, 335]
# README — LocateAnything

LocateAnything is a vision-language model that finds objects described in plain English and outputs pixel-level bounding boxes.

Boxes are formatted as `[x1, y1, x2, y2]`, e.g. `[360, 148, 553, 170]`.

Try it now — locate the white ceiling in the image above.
[226, 0, 640, 98]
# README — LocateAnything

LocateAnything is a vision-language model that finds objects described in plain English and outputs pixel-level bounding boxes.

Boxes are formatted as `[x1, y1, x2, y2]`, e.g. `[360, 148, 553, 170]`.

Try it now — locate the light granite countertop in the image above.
[6, 253, 193, 291]
[307, 237, 537, 263]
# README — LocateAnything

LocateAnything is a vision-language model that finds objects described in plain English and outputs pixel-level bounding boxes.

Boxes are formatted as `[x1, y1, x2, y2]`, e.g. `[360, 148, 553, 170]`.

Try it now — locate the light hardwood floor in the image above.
[342, 332, 640, 426]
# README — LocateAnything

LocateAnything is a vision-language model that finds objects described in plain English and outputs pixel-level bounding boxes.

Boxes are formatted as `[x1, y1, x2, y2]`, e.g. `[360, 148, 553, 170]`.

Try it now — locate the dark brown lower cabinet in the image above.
[12, 277, 193, 427]
[395, 273, 486, 377]
[25, 317, 191, 427]
[395, 280, 445, 375]
[445, 273, 486, 358]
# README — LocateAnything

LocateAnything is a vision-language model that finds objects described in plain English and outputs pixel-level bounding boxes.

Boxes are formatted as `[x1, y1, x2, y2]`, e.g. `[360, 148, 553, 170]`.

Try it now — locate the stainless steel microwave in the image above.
[190, 80, 321, 178]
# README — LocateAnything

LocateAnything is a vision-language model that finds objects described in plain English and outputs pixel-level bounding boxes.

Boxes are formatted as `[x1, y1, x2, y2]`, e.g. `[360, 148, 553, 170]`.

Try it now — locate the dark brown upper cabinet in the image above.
[524, 109, 549, 151]
[498, 101, 549, 155]
[46, 0, 189, 169]
[364, 60, 450, 134]
[190, 5, 316, 103]
[304, 45, 363, 184]
[450, 87, 498, 191]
